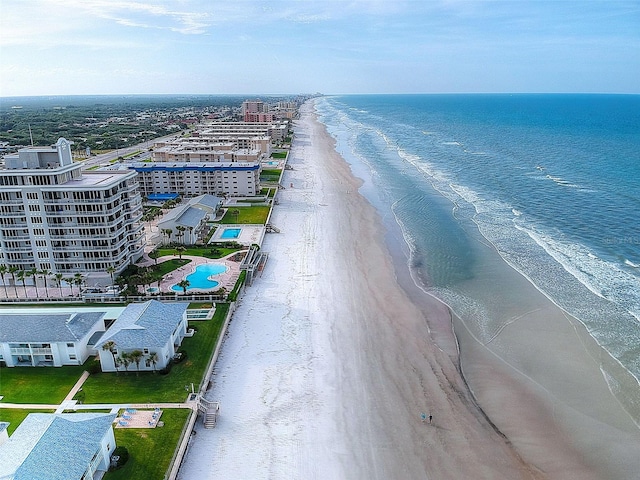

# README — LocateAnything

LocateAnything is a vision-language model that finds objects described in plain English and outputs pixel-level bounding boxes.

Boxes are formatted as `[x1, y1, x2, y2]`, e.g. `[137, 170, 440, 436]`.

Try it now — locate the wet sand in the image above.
[178, 102, 540, 479]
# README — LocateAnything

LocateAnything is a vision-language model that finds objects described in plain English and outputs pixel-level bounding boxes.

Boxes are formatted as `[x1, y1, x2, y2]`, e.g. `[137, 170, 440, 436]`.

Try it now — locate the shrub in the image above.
[110, 446, 129, 469]
[159, 361, 173, 375]
[87, 358, 101, 374]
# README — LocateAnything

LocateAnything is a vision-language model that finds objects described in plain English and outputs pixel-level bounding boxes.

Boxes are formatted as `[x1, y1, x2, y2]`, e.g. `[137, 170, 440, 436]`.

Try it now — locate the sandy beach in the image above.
[177, 102, 542, 479]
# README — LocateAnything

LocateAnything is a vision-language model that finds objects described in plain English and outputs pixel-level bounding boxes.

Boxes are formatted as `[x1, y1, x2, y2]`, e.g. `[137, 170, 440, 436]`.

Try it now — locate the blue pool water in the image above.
[171, 263, 228, 291]
[266, 161, 279, 166]
[221, 228, 241, 239]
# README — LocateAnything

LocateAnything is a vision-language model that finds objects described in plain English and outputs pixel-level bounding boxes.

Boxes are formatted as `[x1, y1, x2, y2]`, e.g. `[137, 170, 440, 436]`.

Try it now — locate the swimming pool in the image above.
[220, 228, 242, 239]
[266, 161, 279, 166]
[172, 263, 228, 292]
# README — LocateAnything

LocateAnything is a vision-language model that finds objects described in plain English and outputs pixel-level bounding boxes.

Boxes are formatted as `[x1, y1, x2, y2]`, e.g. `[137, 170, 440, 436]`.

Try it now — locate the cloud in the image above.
[52, 0, 213, 34]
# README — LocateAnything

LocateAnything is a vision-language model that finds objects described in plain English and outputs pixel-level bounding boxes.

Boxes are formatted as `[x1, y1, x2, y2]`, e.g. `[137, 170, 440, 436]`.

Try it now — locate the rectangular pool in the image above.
[220, 228, 242, 239]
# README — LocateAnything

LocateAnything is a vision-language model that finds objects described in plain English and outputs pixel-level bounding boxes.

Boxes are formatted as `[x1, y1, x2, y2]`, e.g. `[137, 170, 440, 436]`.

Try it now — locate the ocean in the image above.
[315, 94, 640, 420]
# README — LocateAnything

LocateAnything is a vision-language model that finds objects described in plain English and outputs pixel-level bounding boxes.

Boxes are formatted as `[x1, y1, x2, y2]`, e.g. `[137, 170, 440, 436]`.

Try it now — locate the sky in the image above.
[1, 0, 639, 96]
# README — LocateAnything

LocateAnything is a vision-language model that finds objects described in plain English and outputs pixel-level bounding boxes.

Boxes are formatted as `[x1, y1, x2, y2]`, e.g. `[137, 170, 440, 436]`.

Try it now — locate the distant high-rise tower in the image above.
[242, 100, 273, 122]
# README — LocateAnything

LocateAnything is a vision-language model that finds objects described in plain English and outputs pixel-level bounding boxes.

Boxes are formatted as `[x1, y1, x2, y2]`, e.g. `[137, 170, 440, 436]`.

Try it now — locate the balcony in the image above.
[10, 347, 52, 355]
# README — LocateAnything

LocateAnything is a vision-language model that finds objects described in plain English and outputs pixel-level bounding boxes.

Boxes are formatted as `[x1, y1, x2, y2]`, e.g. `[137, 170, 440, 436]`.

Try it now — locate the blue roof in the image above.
[0, 413, 116, 480]
[129, 162, 260, 173]
[148, 193, 179, 201]
[0, 312, 105, 343]
[97, 300, 188, 349]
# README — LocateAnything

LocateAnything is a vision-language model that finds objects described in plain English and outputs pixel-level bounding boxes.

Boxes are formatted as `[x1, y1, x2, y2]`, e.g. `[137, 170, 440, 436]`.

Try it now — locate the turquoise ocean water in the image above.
[315, 94, 640, 394]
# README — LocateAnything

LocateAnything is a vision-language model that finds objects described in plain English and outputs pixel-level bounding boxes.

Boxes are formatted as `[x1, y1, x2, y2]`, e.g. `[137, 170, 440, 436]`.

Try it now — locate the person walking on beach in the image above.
[429, 414, 432, 424]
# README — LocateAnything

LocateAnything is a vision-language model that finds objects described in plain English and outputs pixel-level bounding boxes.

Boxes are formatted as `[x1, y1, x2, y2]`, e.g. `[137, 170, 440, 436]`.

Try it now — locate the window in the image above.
[69, 354, 76, 360]
[67, 343, 74, 348]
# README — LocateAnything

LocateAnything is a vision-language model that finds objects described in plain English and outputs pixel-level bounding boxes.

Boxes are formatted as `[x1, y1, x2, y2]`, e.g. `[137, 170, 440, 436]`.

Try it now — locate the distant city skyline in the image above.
[1, 0, 639, 97]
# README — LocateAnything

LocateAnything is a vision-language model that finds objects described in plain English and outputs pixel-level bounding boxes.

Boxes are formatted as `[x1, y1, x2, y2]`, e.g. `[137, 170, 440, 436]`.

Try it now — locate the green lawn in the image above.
[155, 246, 239, 260]
[271, 151, 287, 159]
[105, 408, 191, 480]
[80, 303, 229, 403]
[0, 408, 56, 434]
[149, 258, 191, 278]
[220, 205, 271, 224]
[0, 364, 87, 404]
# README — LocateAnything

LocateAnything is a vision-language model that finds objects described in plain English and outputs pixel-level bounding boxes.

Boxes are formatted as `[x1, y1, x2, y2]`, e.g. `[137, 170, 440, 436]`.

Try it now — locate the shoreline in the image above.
[315, 97, 640, 478]
[179, 100, 541, 479]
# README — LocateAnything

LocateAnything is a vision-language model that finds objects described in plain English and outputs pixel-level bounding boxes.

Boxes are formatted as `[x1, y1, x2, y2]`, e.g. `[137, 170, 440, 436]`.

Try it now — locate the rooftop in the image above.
[96, 300, 188, 349]
[0, 413, 116, 480]
[0, 312, 106, 343]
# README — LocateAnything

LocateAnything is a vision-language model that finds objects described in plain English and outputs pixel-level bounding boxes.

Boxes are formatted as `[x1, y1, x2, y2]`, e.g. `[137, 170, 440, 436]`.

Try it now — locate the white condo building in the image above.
[129, 162, 261, 198]
[0, 138, 145, 279]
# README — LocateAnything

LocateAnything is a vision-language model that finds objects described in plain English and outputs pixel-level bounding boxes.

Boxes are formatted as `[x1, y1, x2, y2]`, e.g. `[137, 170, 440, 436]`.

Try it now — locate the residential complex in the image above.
[128, 162, 261, 198]
[0, 138, 145, 280]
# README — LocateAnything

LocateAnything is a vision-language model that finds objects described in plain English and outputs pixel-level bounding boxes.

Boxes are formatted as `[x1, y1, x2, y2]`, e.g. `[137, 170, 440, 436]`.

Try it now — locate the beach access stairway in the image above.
[240, 245, 269, 285]
[197, 397, 220, 428]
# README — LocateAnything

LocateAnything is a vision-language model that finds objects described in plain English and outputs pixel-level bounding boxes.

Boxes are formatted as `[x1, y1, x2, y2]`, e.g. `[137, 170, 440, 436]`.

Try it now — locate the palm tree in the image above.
[140, 271, 154, 295]
[39, 269, 50, 298]
[120, 352, 131, 375]
[149, 250, 159, 266]
[16, 269, 27, 297]
[175, 245, 186, 260]
[162, 228, 173, 245]
[54, 273, 64, 297]
[187, 226, 194, 244]
[106, 266, 116, 291]
[114, 356, 123, 375]
[148, 351, 158, 372]
[177, 279, 190, 294]
[28, 267, 39, 298]
[64, 277, 75, 296]
[176, 225, 186, 244]
[0, 265, 8, 298]
[9, 266, 19, 297]
[130, 350, 143, 376]
[101, 341, 119, 374]
[73, 273, 84, 295]
[129, 274, 143, 296]
[231, 209, 240, 223]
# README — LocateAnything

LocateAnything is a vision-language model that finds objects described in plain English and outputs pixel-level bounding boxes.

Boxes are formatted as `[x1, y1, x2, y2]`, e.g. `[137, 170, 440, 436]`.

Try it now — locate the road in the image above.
[78, 133, 181, 170]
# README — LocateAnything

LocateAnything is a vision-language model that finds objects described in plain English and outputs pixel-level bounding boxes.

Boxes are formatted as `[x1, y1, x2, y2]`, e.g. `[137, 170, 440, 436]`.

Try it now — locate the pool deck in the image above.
[138, 252, 243, 295]
[209, 224, 266, 247]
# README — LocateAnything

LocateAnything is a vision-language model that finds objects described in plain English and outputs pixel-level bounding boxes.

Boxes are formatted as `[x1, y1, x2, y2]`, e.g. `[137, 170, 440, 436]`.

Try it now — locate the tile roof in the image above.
[97, 300, 188, 349]
[0, 312, 105, 343]
[0, 413, 116, 480]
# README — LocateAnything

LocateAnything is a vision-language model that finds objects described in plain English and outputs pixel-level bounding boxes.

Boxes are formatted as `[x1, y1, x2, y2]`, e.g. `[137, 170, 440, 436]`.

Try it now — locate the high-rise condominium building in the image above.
[0, 138, 145, 279]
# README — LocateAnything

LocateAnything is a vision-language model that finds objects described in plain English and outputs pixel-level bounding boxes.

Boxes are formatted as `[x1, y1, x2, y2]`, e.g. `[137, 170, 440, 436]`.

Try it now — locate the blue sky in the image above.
[1, 0, 638, 96]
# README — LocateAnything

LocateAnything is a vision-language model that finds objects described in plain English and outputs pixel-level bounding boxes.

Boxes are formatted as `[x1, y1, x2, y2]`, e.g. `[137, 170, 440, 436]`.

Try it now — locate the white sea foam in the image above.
[442, 141, 461, 146]
[546, 174, 580, 188]
[515, 224, 640, 322]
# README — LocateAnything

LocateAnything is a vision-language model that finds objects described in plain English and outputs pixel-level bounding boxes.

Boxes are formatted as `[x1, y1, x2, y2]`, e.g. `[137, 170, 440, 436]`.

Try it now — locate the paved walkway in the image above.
[64, 370, 90, 401]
